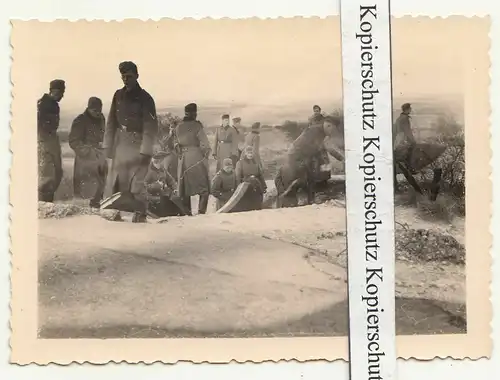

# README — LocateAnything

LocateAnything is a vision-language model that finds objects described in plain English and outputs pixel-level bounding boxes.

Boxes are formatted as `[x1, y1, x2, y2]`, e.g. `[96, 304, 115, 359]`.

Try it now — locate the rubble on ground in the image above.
[38, 201, 100, 219]
[395, 228, 465, 265]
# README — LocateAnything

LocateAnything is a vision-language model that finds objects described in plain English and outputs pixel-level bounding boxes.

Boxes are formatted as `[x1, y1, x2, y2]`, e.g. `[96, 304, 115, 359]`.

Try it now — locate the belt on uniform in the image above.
[219, 141, 231, 143]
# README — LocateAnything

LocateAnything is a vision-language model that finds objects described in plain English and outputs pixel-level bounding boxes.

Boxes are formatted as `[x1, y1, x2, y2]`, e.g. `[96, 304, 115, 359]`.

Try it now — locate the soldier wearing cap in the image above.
[275, 115, 344, 206]
[213, 113, 240, 170]
[102, 61, 158, 223]
[211, 157, 237, 211]
[143, 151, 186, 217]
[174, 103, 211, 215]
[393, 102, 416, 189]
[240, 122, 262, 166]
[69, 96, 107, 208]
[37, 79, 66, 202]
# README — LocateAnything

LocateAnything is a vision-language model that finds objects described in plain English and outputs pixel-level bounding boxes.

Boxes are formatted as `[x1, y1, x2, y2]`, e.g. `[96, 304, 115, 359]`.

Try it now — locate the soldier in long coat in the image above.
[37, 79, 66, 202]
[393, 102, 416, 189]
[102, 61, 158, 223]
[69, 97, 107, 208]
[174, 103, 211, 215]
[213, 114, 240, 170]
[275, 115, 344, 206]
[240, 122, 262, 166]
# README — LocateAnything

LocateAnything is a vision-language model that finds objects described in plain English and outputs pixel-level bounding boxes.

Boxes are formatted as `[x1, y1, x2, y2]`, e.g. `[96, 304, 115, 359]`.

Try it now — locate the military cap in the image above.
[313, 104, 321, 111]
[185, 103, 198, 113]
[119, 61, 138, 74]
[222, 158, 234, 166]
[87, 96, 103, 109]
[251, 122, 261, 129]
[222, 114, 230, 119]
[153, 151, 169, 160]
[232, 117, 241, 122]
[49, 79, 66, 91]
[401, 103, 411, 111]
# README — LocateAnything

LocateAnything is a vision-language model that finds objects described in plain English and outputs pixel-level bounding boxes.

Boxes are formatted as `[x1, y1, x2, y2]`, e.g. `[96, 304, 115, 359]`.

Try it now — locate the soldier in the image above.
[232, 117, 244, 156]
[69, 97, 107, 208]
[276, 115, 344, 206]
[102, 61, 158, 223]
[211, 158, 237, 211]
[393, 102, 416, 190]
[213, 114, 240, 170]
[240, 122, 262, 166]
[144, 151, 186, 217]
[174, 103, 211, 215]
[235, 145, 267, 211]
[37, 79, 66, 202]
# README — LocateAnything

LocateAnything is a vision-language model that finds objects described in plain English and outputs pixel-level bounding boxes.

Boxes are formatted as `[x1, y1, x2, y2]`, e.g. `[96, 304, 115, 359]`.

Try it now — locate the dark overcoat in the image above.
[69, 110, 107, 202]
[102, 85, 158, 198]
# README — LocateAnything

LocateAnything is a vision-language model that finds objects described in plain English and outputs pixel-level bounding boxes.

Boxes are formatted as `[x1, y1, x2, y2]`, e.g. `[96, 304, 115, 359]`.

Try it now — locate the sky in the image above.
[11, 17, 475, 123]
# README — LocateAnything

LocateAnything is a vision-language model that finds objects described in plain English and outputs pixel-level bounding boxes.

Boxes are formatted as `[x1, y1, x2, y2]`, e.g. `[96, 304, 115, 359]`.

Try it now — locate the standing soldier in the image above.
[213, 114, 240, 170]
[37, 79, 66, 202]
[69, 97, 107, 208]
[102, 61, 158, 223]
[393, 102, 416, 190]
[275, 115, 344, 206]
[174, 103, 211, 215]
[232, 117, 244, 156]
[241, 122, 262, 166]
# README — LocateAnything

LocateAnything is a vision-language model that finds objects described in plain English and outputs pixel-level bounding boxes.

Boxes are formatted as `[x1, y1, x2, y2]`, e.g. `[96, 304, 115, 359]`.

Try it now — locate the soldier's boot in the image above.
[38, 191, 55, 203]
[198, 192, 209, 215]
[182, 197, 193, 216]
[132, 212, 148, 223]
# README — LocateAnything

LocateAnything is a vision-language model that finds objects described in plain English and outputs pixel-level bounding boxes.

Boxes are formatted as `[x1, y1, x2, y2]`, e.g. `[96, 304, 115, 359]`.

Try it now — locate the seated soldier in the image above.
[211, 158, 237, 211]
[144, 151, 185, 218]
[235, 146, 267, 211]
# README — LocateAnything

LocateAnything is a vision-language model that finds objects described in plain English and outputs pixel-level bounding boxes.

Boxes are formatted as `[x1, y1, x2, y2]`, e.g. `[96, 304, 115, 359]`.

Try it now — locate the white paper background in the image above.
[0, 0, 497, 378]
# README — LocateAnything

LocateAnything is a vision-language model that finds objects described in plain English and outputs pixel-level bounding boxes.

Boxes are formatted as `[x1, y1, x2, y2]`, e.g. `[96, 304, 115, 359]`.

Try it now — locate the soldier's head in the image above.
[251, 122, 261, 133]
[313, 105, 321, 116]
[184, 103, 198, 120]
[152, 151, 168, 169]
[222, 158, 234, 174]
[233, 117, 241, 127]
[401, 103, 412, 115]
[244, 145, 255, 160]
[87, 97, 103, 118]
[119, 61, 139, 90]
[49, 79, 66, 102]
[222, 114, 230, 127]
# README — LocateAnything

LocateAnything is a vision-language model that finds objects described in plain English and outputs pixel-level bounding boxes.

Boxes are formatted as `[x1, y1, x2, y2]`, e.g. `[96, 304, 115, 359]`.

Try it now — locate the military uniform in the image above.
[174, 106, 211, 215]
[102, 84, 158, 213]
[235, 157, 267, 211]
[69, 109, 107, 207]
[211, 169, 237, 210]
[214, 125, 240, 170]
[37, 93, 63, 202]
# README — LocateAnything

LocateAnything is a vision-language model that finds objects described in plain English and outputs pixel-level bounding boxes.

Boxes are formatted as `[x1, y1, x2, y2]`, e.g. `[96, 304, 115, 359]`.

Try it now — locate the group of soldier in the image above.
[37, 60, 417, 223]
[37, 61, 272, 222]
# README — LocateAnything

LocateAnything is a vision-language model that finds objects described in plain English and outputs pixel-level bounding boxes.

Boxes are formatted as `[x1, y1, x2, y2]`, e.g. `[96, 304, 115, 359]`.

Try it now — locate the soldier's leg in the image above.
[38, 146, 57, 202]
[53, 140, 63, 195]
[198, 191, 209, 215]
[130, 163, 149, 223]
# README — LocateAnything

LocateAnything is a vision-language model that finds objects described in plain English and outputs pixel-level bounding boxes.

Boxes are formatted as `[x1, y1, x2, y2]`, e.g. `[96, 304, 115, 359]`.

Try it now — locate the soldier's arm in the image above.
[235, 162, 243, 183]
[164, 171, 178, 191]
[37, 98, 59, 133]
[140, 92, 159, 157]
[211, 174, 223, 197]
[213, 128, 219, 156]
[197, 124, 212, 158]
[326, 145, 345, 161]
[144, 170, 162, 195]
[98, 115, 106, 145]
[257, 164, 267, 190]
[68, 115, 91, 157]
[103, 91, 119, 158]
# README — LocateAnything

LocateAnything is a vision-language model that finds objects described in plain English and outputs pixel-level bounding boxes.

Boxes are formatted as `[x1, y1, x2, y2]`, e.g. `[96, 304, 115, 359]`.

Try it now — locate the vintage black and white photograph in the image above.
[9, 16, 491, 363]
